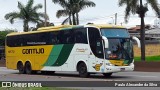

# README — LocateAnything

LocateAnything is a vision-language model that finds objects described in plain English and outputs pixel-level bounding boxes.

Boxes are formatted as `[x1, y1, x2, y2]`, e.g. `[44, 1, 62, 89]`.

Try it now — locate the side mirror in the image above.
[132, 36, 141, 48]
[102, 36, 109, 48]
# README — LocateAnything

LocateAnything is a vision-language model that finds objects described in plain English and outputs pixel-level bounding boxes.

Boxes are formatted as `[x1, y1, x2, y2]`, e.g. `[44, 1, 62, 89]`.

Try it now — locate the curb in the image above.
[134, 61, 160, 72]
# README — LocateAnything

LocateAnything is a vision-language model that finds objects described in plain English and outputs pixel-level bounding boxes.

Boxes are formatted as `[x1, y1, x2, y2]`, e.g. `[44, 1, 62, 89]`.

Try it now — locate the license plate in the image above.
[120, 68, 125, 71]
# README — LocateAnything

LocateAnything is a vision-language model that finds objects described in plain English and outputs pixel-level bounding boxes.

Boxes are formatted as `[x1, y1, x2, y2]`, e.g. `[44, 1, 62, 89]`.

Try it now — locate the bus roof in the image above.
[37, 25, 84, 30]
[86, 24, 125, 28]
[38, 24, 125, 30]
[7, 24, 125, 36]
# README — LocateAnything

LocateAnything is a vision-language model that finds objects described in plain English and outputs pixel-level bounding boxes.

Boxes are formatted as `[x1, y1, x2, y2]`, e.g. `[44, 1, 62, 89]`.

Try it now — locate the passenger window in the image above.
[74, 28, 87, 44]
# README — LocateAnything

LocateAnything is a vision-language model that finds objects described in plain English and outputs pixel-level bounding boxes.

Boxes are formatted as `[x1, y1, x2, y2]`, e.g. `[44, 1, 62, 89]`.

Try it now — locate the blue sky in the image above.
[0, 0, 159, 31]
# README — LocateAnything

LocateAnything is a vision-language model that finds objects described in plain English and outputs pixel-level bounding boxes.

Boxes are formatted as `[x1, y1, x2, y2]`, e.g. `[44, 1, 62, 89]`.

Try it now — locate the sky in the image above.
[0, 0, 160, 31]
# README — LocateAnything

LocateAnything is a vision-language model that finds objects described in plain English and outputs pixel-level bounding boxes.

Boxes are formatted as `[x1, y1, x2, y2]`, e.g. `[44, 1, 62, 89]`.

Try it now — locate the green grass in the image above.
[0, 87, 78, 90]
[134, 55, 160, 62]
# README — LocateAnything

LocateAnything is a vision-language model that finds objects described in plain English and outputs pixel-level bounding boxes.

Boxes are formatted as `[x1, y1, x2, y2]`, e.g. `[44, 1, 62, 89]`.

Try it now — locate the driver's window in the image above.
[88, 27, 104, 58]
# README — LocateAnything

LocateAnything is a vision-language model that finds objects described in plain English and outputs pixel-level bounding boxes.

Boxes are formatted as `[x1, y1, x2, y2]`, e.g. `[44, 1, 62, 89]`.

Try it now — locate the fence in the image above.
[0, 46, 5, 60]
[134, 44, 160, 57]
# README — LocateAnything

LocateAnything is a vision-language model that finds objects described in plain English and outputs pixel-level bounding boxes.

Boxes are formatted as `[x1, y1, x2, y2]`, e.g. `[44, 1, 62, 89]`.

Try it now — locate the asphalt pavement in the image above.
[0, 67, 160, 90]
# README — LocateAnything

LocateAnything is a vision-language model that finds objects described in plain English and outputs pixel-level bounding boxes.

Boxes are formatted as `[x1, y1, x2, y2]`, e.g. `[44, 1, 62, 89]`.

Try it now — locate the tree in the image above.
[29, 22, 54, 31]
[118, 0, 160, 61]
[5, 0, 46, 32]
[52, 0, 95, 25]
[36, 22, 54, 28]
[73, 0, 96, 25]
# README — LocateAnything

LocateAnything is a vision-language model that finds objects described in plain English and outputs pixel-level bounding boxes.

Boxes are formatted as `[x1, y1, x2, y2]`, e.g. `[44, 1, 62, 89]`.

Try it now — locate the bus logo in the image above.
[2, 82, 11, 87]
[22, 48, 44, 54]
[93, 64, 102, 71]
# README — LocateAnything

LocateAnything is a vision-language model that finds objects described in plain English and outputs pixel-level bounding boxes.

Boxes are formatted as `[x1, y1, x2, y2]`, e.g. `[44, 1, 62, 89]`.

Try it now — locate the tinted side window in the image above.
[6, 36, 18, 47]
[6, 28, 88, 47]
[50, 31, 59, 44]
[7, 32, 51, 47]
[55, 30, 74, 44]
[64, 30, 74, 44]
[88, 27, 104, 58]
[38, 32, 51, 44]
[7, 35, 24, 47]
[74, 28, 88, 44]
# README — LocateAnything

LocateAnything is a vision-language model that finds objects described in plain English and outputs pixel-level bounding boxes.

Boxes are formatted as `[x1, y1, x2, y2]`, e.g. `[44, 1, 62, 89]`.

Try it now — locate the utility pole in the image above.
[44, 0, 47, 27]
[110, 17, 114, 24]
[115, 13, 117, 25]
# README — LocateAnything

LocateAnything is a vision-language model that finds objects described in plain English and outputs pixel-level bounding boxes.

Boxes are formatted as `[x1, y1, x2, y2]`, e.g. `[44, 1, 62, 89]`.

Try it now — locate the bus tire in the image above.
[77, 62, 89, 78]
[17, 62, 25, 74]
[103, 73, 112, 77]
[25, 62, 32, 74]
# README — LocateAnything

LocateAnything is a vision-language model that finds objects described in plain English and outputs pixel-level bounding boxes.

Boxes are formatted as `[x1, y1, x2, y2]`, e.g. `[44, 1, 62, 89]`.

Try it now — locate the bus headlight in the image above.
[106, 63, 114, 66]
[129, 63, 134, 66]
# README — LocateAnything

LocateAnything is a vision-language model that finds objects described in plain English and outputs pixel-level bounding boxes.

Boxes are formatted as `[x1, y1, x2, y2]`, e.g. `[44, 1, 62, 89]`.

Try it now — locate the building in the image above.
[128, 25, 151, 33]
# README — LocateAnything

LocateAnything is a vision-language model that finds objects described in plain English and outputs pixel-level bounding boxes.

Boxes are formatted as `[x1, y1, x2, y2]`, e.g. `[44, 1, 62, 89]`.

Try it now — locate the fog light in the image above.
[106, 63, 114, 66]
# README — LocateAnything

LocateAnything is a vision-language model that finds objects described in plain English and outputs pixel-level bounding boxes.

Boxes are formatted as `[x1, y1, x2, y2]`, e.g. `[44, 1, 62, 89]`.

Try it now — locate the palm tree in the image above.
[73, 0, 96, 25]
[52, 0, 96, 25]
[5, 0, 46, 32]
[52, 0, 72, 24]
[118, 0, 160, 61]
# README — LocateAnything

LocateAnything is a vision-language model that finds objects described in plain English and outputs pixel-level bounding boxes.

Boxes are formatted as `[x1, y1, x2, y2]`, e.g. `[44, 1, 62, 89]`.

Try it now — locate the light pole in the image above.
[115, 13, 117, 25]
[44, 0, 47, 27]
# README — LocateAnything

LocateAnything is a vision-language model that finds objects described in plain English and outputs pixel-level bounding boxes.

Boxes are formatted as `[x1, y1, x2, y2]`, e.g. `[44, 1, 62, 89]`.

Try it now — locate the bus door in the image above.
[88, 27, 105, 72]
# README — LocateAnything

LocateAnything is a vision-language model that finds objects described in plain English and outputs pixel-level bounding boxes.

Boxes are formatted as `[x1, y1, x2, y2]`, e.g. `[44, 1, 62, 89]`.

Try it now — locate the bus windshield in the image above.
[101, 28, 133, 62]
[101, 28, 130, 38]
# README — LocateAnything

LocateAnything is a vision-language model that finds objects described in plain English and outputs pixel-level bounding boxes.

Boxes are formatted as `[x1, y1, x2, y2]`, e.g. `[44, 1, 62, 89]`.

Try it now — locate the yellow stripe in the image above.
[109, 60, 125, 66]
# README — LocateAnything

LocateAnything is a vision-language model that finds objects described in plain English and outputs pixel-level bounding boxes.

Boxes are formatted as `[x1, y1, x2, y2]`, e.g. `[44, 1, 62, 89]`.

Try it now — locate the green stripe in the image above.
[127, 59, 133, 65]
[61, 28, 72, 30]
[123, 60, 129, 64]
[43, 45, 63, 66]
[72, 25, 83, 29]
[52, 44, 74, 66]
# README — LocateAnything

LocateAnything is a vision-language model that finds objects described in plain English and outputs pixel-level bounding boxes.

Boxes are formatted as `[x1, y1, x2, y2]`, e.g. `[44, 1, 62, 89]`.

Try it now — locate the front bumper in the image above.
[104, 64, 134, 73]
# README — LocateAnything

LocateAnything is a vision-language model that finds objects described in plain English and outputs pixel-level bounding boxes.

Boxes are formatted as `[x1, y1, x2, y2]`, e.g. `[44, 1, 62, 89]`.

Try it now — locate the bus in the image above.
[5, 24, 140, 77]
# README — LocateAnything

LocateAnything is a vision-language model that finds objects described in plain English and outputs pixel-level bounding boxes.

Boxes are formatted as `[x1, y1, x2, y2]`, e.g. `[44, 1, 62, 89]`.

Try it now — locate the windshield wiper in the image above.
[121, 45, 131, 60]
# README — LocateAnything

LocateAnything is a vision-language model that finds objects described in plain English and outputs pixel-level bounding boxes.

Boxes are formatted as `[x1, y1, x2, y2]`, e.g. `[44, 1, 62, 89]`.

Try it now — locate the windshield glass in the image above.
[101, 28, 133, 63]
[105, 38, 133, 60]
[101, 28, 130, 38]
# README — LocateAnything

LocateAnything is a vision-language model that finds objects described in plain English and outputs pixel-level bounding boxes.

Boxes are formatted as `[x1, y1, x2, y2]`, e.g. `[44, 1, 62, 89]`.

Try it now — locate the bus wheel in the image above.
[103, 73, 112, 77]
[78, 62, 89, 78]
[17, 62, 25, 74]
[25, 62, 32, 74]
